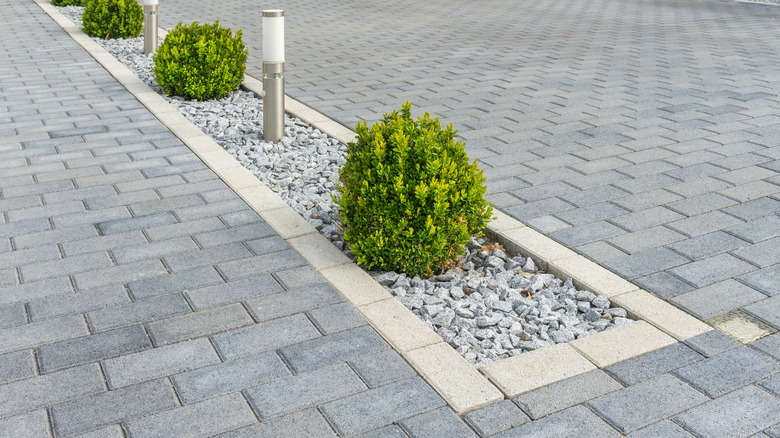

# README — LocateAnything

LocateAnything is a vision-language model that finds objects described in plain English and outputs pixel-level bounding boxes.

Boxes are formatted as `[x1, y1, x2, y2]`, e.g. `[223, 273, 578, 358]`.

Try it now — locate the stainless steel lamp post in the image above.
[262, 9, 285, 142]
[143, 0, 158, 55]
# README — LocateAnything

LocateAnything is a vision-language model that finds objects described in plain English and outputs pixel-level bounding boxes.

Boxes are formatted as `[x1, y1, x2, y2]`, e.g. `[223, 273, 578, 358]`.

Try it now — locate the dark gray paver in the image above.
[760, 374, 780, 397]
[280, 325, 389, 374]
[243, 282, 343, 323]
[673, 386, 780, 438]
[587, 374, 709, 434]
[605, 343, 704, 385]
[634, 272, 695, 300]
[604, 248, 690, 280]
[669, 253, 757, 289]
[514, 370, 624, 420]
[27, 285, 130, 322]
[211, 313, 322, 360]
[173, 351, 290, 404]
[683, 329, 742, 358]
[672, 347, 780, 398]
[184, 274, 283, 310]
[356, 425, 409, 438]
[49, 379, 179, 437]
[321, 377, 447, 437]
[36, 325, 151, 373]
[0, 304, 26, 329]
[126, 267, 224, 300]
[86, 293, 191, 333]
[215, 409, 337, 438]
[308, 302, 367, 334]
[400, 407, 478, 438]
[0, 314, 88, 355]
[464, 400, 530, 438]
[0, 277, 72, 308]
[626, 420, 695, 438]
[245, 363, 367, 420]
[124, 393, 257, 437]
[494, 405, 621, 438]
[752, 333, 780, 361]
[348, 349, 418, 389]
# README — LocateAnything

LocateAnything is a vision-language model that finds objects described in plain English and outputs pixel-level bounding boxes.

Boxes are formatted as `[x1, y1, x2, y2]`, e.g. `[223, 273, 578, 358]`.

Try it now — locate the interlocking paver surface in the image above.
[4, 0, 780, 435]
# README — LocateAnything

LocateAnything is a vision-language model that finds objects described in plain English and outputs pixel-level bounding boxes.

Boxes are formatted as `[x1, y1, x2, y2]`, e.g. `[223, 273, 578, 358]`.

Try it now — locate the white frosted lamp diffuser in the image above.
[263, 10, 284, 62]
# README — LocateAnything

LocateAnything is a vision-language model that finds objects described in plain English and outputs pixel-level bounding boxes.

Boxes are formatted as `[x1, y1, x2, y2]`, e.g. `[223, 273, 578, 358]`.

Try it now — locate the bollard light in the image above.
[262, 9, 285, 142]
[143, 0, 158, 55]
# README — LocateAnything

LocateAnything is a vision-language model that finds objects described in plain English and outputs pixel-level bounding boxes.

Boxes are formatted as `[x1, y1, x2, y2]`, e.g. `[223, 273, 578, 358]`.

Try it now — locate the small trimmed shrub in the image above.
[81, 0, 143, 39]
[52, 0, 88, 6]
[153, 20, 248, 101]
[336, 102, 493, 277]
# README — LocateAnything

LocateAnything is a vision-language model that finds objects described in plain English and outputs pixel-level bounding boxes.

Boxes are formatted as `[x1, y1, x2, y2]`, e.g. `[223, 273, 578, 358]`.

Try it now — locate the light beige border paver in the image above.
[404, 342, 504, 414]
[357, 298, 442, 353]
[611, 290, 712, 341]
[38, 0, 720, 416]
[480, 343, 596, 398]
[569, 321, 677, 368]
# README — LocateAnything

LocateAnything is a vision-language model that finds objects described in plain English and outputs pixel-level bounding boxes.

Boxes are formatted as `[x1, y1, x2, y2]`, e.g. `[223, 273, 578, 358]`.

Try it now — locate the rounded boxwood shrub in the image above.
[81, 0, 143, 39]
[336, 102, 493, 277]
[52, 0, 88, 7]
[153, 20, 248, 101]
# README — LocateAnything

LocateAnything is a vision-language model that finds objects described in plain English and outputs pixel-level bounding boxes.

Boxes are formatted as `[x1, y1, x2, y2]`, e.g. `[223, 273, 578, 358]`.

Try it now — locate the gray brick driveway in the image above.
[156, 0, 780, 330]
[0, 0, 778, 436]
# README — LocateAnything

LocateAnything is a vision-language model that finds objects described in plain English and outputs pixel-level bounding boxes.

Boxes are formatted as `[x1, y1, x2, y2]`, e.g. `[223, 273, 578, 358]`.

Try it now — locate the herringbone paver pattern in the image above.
[156, 0, 780, 332]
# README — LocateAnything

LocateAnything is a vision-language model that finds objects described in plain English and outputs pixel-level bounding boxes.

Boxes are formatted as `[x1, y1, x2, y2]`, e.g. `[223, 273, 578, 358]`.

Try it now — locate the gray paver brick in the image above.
[87, 293, 191, 333]
[111, 236, 200, 264]
[272, 265, 326, 289]
[760, 374, 780, 397]
[671, 279, 768, 320]
[673, 386, 780, 438]
[739, 264, 780, 297]
[0, 245, 60, 272]
[212, 313, 322, 360]
[634, 271, 695, 300]
[587, 374, 709, 434]
[752, 333, 780, 361]
[96, 212, 177, 236]
[670, 253, 756, 289]
[0, 313, 88, 355]
[0, 410, 51, 438]
[280, 325, 389, 374]
[244, 282, 343, 323]
[50, 379, 179, 438]
[102, 338, 220, 389]
[744, 295, 780, 329]
[127, 193, 205, 217]
[549, 221, 625, 247]
[0, 364, 105, 419]
[307, 301, 367, 335]
[20, 252, 113, 283]
[163, 242, 252, 272]
[355, 425, 409, 438]
[218, 248, 308, 281]
[609, 206, 685, 232]
[61, 232, 147, 257]
[37, 325, 151, 374]
[184, 274, 283, 310]
[0, 350, 36, 385]
[494, 405, 621, 438]
[244, 235, 291, 255]
[348, 349, 418, 389]
[626, 420, 695, 437]
[148, 303, 254, 346]
[27, 285, 128, 322]
[144, 217, 225, 242]
[683, 329, 742, 358]
[733, 237, 780, 269]
[72, 259, 168, 291]
[607, 226, 686, 254]
[400, 407, 477, 438]
[726, 214, 780, 244]
[246, 362, 367, 420]
[464, 399, 530, 438]
[514, 369, 624, 420]
[667, 211, 745, 238]
[14, 227, 96, 251]
[605, 248, 690, 280]
[668, 231, 749, 261]
[321, 377, 446, 437]
[724, 197, 780, 221]
[124, 393, 257, 437]
[0, 304, 27, 329]
[194, 222, 276, 248]
[127, 266, 223, 300]
[173, 351, 290, 404]
[605, 343, 704, 386]
[673, 346, 780, 398]
[214, 409, 336, 438]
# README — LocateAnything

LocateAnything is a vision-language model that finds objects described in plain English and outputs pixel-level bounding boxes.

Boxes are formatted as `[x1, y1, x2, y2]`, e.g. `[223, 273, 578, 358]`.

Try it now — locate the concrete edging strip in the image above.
[36, 0, 714, 415]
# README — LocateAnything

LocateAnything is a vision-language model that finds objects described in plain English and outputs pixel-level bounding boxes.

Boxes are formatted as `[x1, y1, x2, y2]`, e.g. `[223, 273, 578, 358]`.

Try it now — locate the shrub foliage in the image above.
[81, 0, 143, 39]
[52, 0, 88, 6]
[153, 20, 248, 101]
[336, 102, 493, 277]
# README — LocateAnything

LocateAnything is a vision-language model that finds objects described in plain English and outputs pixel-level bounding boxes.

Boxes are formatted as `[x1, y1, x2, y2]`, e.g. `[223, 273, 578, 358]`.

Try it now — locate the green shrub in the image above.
[81, 0, 143, 39]
[153, 20, 248, 101]
[336, 102, 493, 277]
[52, 0, 88, 7]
